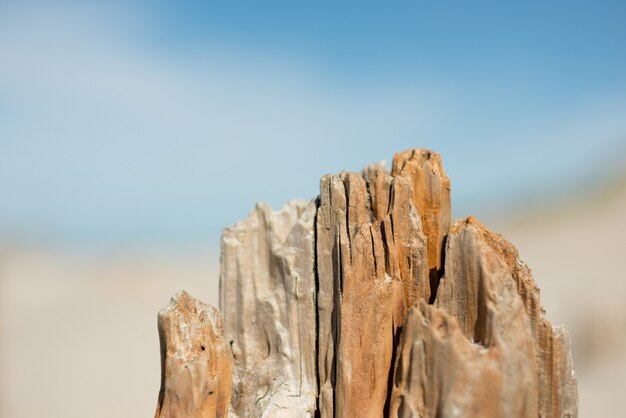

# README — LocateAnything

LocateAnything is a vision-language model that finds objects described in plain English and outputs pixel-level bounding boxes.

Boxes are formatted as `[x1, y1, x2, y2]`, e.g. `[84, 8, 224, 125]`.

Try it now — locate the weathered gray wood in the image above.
[155, 291, 233, 418]
[220, 201, 317, 417]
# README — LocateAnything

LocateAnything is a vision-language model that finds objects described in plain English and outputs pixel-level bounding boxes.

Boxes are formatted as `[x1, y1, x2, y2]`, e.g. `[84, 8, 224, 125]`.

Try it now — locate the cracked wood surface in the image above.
[220, 201, 318, 417]
[390, 220, 539, 417]
[157, 148, 578, 417]
[434, 217, 578, 417]
[316, 150, 449, 417]
[154, 291, 233, 418]
[389, 218, 578, 417]
[392, 149, 451, 301]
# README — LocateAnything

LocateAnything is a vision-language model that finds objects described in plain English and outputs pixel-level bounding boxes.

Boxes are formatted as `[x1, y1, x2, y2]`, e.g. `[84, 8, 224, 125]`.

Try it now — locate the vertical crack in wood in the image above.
[220, 201, 318, 417]
[157, 147, 581, 418]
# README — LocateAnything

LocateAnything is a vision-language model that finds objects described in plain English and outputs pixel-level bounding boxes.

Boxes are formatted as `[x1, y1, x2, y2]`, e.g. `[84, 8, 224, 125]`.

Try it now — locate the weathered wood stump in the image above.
[155, 149, 578, 417]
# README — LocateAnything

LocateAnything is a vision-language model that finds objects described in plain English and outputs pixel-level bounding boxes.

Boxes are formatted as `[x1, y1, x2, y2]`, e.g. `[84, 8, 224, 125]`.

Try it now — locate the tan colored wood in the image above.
[434, 217, 578, 417]
[154, 291, 233, 418]
[389, 217, 578, 417]
[392, 149, 451, 301]
[316, 151, 440, 417]
[156, 148, 578, 418]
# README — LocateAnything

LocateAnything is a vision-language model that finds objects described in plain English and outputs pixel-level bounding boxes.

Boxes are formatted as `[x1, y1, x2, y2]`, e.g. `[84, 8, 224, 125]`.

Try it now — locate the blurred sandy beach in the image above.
[0, 247, 220, 418]
[1, 175, 625, 418]
[492, 176, 626, 417]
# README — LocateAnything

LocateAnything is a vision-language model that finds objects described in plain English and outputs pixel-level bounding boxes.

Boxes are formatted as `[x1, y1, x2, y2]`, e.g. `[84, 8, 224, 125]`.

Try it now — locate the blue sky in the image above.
[1, 1, 625, 248]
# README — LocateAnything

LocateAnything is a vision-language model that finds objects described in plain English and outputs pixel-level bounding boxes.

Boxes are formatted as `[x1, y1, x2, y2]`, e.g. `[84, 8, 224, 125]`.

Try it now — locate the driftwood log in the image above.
[155, 149, 579, 417]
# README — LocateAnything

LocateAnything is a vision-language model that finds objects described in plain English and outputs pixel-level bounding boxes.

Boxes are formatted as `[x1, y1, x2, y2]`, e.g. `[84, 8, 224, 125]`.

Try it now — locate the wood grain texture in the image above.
[435, 217, 578, 417]
[220, 201, 318, 417]
[392, 149, 451, 301]
[155, 291, 233, 418]
[388, 217, 578, 417]
[316, 171, 409, 417]
[316, 149, 448, 417]
[157, 148, 579, 418]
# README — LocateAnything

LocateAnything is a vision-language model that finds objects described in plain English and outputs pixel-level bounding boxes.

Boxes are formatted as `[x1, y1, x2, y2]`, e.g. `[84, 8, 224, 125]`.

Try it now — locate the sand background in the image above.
[1, 181, 625, 417]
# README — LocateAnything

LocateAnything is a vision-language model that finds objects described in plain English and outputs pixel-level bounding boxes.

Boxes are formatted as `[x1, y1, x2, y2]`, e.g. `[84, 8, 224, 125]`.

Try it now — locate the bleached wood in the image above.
[220, 201, 318, 417]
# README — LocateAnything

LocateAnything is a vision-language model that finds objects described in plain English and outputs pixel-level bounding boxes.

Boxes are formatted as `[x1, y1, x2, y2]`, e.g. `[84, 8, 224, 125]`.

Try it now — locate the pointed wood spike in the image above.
[392, 149, 451, 301]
